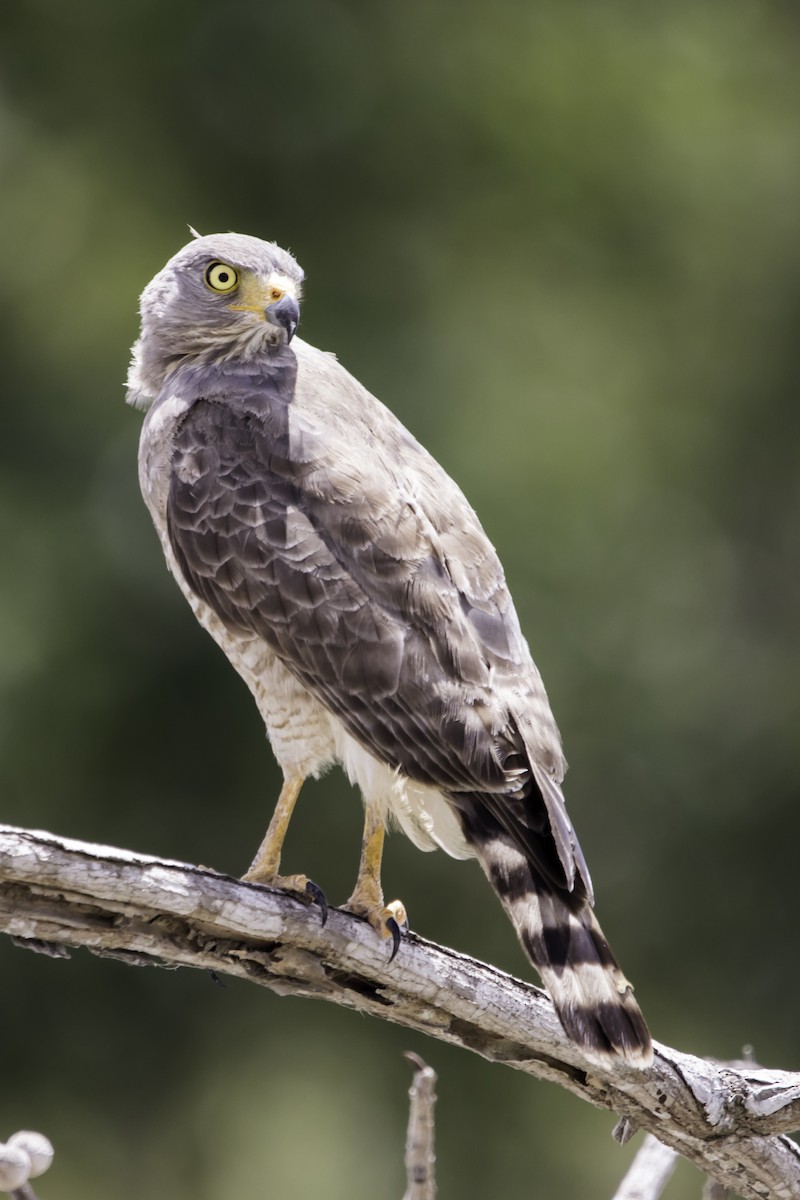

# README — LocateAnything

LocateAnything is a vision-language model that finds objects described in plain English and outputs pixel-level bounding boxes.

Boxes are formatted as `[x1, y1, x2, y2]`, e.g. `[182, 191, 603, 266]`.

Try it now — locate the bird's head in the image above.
[126, 231, 304, 410]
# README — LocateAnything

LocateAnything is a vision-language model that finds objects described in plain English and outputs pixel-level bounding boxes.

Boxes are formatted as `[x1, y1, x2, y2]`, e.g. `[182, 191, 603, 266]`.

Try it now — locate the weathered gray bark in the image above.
[1, 824, 799, 1198]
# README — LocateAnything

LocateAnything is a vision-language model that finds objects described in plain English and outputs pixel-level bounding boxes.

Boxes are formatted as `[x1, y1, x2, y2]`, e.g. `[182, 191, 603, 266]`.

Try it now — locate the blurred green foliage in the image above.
[0, 1, 799, 1196]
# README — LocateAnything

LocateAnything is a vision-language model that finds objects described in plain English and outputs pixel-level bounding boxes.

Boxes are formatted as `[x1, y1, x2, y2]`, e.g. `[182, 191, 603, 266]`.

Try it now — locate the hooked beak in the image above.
[268, 294, 300, 342]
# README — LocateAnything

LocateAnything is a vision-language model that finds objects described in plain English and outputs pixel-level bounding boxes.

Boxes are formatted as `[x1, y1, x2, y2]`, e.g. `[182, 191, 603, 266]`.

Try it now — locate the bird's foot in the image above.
[344, 896, 408, 962]
[242, 869, 328, 926]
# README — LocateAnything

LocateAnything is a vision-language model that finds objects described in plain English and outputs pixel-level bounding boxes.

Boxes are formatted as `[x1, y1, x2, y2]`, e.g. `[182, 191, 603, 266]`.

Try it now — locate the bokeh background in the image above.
[1, 1, 799, 1196]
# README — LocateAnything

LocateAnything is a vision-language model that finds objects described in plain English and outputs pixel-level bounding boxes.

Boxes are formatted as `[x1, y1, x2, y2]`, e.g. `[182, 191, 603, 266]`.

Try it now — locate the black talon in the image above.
[387, 916, 402, 962]
[304, 880, 328, 926]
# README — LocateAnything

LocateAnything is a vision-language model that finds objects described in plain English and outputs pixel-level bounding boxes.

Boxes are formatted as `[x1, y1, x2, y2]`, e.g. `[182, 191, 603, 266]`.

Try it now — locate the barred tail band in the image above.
[473, 833, 652, 1066]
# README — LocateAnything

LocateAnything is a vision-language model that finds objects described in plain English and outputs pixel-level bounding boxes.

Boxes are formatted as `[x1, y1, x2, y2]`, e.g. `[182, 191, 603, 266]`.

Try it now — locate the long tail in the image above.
[467, 826, 652, 1066]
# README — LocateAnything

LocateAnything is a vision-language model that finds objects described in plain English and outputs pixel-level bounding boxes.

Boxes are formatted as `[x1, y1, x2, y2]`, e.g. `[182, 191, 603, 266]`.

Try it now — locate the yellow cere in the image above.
[227, 273, 289, 317]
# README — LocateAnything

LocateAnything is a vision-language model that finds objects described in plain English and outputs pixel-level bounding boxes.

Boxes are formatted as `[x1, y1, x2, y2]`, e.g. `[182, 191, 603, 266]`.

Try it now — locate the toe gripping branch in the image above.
[245, 778, 407, 957]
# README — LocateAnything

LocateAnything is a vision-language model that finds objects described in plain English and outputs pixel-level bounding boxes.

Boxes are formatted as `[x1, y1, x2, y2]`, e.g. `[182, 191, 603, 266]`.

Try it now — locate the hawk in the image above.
[127, 231, 651, 1065]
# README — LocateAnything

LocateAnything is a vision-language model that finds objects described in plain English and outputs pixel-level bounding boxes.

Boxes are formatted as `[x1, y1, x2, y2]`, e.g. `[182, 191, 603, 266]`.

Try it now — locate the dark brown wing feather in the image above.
[169, 399, 509, 779]
[165, 388, 583, 887]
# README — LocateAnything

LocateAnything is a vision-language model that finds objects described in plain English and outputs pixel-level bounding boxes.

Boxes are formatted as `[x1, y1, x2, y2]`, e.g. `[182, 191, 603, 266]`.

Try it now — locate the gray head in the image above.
[126, 231, 304, 410]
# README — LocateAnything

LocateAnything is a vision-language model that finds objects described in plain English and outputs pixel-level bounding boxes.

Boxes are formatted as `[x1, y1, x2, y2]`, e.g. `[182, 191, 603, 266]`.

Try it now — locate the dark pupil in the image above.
[217, 270, 229, 283]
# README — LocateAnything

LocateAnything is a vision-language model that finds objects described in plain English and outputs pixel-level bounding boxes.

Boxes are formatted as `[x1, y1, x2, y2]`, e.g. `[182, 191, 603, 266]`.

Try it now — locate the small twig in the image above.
[403, 1053, 437, 1200]
[610, 1134, 679, 1200]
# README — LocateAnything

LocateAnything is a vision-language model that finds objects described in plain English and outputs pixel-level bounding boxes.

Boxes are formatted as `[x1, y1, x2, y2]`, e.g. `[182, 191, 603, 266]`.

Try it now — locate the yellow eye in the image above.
[205, 261, 239, 293]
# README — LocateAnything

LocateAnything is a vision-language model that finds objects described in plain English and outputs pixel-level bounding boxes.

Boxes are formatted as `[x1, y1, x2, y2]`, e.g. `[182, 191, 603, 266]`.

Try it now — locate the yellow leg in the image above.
[242, 774, 314, 898]
[345, 803, 407, 958]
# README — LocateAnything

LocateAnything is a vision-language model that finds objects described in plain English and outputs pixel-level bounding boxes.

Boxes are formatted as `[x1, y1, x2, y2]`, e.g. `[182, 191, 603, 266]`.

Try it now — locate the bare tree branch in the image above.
[610, 1134, 679, 1200]
[1, 824, 799, 1199]
[11, 1184, 40, 1200]
[403, 1054, 437, 1200]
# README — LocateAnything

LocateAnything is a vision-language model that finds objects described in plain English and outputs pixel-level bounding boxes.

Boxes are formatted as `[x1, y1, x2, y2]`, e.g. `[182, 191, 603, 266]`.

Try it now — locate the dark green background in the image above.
[1, 2, 798, 1196]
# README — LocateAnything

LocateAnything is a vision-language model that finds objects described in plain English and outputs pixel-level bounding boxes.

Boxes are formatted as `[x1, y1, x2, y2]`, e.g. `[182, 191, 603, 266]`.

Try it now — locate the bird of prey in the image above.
[127, 231, 651, 1066]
